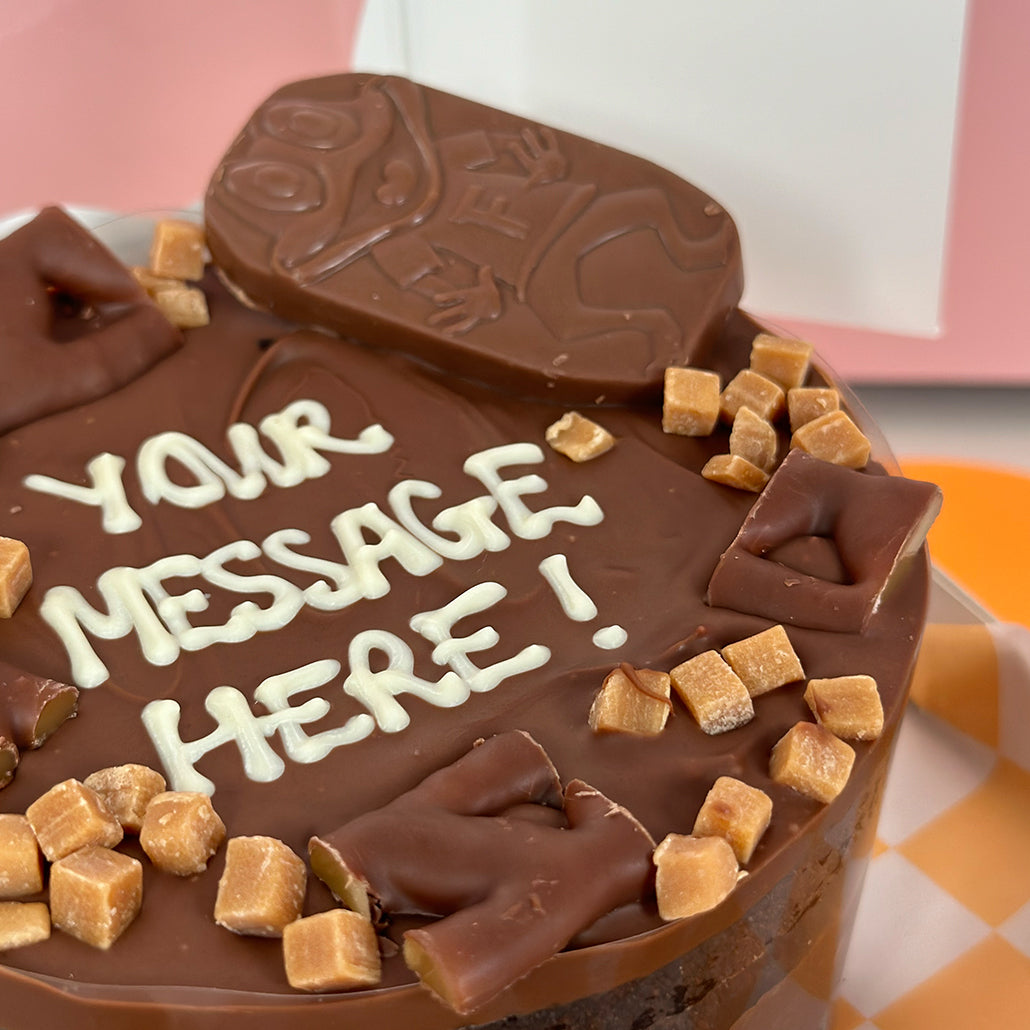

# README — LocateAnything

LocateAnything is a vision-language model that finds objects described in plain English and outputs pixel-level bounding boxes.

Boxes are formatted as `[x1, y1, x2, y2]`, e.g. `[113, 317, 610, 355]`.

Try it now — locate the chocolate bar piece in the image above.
[0, 207, 181, 434]
[309, 731, 655, 1014]
[206, 73, 742, 403]
[707, 450, 942, 632]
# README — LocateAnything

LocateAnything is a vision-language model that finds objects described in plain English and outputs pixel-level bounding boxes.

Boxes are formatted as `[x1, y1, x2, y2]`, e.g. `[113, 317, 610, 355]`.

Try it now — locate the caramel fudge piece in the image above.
[49, 846, 142, 950]
[787, 386, 840, 432]
[701, 452, 770, 493]
[25, 778, 123, 863]
[283, 908, 382, 992]
[662, 367, 721, 436]
[721, 625, 805, 697]
[149, 218, 206, 281]
[692, 776, 773, 865]
[804, 675, 884, 740]
[653, 834, 739, 920]
[0, 537, 32, 618]
[0, 814, 44, 898]
[0, 902, 50, 950]
[84, 764, 167, 835]
[545, 411, 615, 462]
[670, 651, 754, 734]
[215, 836, 307, 937]
[719, 369, 785, 424]
[749, 333, 813, 391]
[770, 722, 855, 803]
[140, 791, 226, 876]
[588, 665, 672, 736]
[152, 284, 210, 329]
[791, 410, 871, 468]
[728, 406, 777, 472]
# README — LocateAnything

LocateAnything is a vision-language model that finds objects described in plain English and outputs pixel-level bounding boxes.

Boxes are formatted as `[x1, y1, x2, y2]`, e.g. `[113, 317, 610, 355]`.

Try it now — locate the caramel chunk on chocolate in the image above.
[791, 410, 871, 468]
[749, 332, 813, 391]
[139, 791, 226, 876]
[769, 722, 855, 803]
[787, 386, 840, 432]
[215, 836, 307, 937]
[0, 814, 44, 898]
[0, 737, 16, 790]
[670, 650, 754, 734]
[49, 846, 142, 950]
[149, 218, 206, 281]
[588, 664, 672, 736]
[545, 411, 615, 462]
[152, 283, 210, 329]
[653, 833, 739, 920]
[283, 908, 381, 992]
[662, 367, 721, 436]
[692, 776, 773, 865]
[25, 778, 123, 863]
[310, 731, 653, 1014]
[83, 764, 166, 834]
[701, 452, 770, 493]
[0, 537, 32, 618]
[0, 902, 50, 950]
[804, 675, 884, 740]
[720, 369, 785, 424]
[707, 450, 942, 632]
[728, 405, 777, 472]
[0, 661, 78, 750]
[721, 625, 805, 697]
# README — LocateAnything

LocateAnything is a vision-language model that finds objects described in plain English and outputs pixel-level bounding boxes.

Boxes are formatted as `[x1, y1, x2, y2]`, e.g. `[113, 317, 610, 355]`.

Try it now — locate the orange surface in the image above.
[901, 460, 1030, 628]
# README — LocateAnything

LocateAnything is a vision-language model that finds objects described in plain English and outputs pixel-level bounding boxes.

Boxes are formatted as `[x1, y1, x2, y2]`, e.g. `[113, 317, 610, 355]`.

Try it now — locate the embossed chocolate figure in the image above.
[206, 74, 744, 401]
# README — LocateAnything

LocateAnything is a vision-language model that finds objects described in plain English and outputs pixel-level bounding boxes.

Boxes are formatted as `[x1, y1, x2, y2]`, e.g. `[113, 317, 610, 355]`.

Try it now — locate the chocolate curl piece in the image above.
[707, 450, 941, 632]
[310, 731, 655, 1014]
[0, 206, 182, 434]
[0, 660, 79, 789]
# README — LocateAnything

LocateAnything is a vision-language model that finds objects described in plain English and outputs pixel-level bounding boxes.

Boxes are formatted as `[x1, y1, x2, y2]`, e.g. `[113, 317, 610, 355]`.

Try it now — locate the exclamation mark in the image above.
[537, 554, 628, 650]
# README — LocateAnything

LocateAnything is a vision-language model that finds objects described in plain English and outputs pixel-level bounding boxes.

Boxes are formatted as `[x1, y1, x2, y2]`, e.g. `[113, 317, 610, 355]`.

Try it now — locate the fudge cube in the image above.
[215, 836, 307, 937]
[588, 665, 672, 736]
[791, 410, 871, 468]
[749, 333, 813, 391]
[0, 813, 44, 898]
[25, 778, 123, 862]
[0, 901, 50, 950]
[804, 675, 884, 740]
[662, 367, 721, 436]
[140, 791, 226, 876]
[670, 651, 754, 734]
[770, 722, 855, 803]
[149, 218, 206, 281]
[653, 834, 739, 920]
[692, 776, 773, 865]
[721, 625, 805, 697]
[152, 284, 210, 329]
[84, 764, 167, 834]
[50, 846, 142, 949]
[728, 406, 778, 472]
[283, 908, 382, 992]
[701, 453, 769, 493]
[787, 386, 840, 432]
[720, 369, 785, 424]
[0, 537, 32, 618]
[545, 411, 615, 462]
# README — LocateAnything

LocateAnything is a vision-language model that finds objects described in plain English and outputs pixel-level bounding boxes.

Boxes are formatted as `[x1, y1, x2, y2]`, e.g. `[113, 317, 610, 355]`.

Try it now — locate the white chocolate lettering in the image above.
[593, 625, 628, 649]
[463, 444, 602, 539]
[23, 453, 142, 535]
[388, 480, 510, 560]
[538, 554, 598, 622]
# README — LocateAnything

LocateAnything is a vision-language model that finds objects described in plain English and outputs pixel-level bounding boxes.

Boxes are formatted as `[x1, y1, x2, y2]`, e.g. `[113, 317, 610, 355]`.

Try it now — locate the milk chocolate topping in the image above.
[0, 74, 934, 1030]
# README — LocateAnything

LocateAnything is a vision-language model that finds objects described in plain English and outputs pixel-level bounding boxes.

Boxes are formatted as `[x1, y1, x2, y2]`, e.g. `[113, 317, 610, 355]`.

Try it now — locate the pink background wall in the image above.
[1, 0, 1026, 382]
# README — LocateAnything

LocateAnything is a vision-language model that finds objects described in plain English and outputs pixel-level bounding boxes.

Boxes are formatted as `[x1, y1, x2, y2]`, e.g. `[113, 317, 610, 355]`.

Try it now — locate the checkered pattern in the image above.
[832, 622, 1030, 1029]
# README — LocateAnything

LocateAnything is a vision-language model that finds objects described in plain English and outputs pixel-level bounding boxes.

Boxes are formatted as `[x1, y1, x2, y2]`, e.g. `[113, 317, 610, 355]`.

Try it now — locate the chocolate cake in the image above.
[0, 74, 939, 1029]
